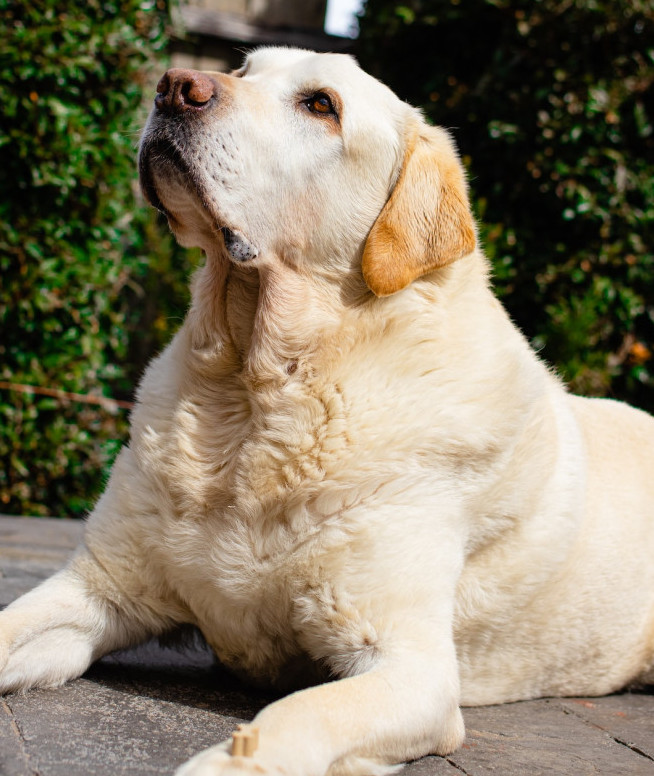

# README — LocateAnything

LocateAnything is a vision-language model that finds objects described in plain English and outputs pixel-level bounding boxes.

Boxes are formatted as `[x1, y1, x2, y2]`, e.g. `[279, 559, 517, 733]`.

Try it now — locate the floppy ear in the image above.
[362, 124, 476, 297]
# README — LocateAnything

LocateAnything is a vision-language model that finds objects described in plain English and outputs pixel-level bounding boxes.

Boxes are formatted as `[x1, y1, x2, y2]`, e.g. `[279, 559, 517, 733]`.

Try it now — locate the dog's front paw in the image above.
[175, 741, 285, 776]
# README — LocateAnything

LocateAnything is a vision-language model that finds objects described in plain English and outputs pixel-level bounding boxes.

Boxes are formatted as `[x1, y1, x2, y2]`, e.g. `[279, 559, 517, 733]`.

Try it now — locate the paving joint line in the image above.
[560, 702, 654, 763]
[611, 736, 654, 763]
[445, 757, 472, 774]
[2, 696, 40, 776]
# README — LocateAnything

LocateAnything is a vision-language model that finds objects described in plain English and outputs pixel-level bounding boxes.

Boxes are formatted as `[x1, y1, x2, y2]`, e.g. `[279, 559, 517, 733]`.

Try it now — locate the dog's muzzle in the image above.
[138, 68, 221, 214]
[139, 70, 260, 263]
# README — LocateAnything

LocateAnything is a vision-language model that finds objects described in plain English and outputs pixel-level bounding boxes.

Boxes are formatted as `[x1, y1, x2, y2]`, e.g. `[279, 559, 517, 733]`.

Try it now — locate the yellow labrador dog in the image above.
[2, 47, 654, 776]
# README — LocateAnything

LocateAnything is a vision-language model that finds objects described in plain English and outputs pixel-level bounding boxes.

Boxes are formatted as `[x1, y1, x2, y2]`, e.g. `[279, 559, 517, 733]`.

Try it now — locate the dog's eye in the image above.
[304, 92, 336, 117]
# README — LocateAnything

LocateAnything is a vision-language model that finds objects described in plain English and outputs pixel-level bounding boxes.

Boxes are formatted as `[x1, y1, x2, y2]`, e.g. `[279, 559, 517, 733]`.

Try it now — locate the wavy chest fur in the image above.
[154, 260, 356, 517]
[142, 371, 374, 685]
[130, 260, 372, 682]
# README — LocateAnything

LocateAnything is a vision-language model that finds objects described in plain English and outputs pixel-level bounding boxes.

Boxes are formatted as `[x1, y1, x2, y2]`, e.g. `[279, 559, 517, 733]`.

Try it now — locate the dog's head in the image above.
[139, 47, 476, 297]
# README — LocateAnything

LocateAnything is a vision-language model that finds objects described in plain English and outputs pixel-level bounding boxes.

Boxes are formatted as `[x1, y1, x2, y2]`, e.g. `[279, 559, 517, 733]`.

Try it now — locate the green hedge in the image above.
[357, 0, 654, 411]
[0, 0, 195, 516]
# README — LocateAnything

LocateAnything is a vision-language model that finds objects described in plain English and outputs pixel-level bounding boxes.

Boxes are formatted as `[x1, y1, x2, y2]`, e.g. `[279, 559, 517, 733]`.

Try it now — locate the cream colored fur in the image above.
[1, 48, 653, 776]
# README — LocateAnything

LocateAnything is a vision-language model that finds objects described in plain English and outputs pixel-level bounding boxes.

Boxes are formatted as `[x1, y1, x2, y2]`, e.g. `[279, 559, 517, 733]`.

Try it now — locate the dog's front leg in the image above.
[177, 497, 466, 776]
[177, 626, 463, 776]
[0, 546, 159, 694]
[0, 454, 175, 693]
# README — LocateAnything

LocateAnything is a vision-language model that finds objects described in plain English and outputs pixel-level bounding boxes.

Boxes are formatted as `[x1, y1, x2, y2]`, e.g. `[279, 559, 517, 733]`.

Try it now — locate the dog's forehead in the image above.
[242, 47, 322, 74]
[242, 47, 400, 108]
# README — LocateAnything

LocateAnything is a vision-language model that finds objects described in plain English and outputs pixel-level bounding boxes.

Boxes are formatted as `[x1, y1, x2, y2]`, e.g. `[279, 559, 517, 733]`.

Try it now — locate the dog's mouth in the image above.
[138, 135, 259, 263]
[138, 136, 194, 218]
[220, 227, 259, 262]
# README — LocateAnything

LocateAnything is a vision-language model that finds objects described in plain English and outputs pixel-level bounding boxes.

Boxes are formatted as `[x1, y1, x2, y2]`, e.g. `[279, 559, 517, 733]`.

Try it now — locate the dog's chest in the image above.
[161, 514, 309, 683]
[158, 364, 352, 513]
[143, 370, 359, 680]
[157, 473, 366, 686]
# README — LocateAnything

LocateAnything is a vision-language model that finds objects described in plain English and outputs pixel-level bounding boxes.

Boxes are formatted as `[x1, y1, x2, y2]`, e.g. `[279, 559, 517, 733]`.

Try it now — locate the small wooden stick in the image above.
[231, 725, 259, 757]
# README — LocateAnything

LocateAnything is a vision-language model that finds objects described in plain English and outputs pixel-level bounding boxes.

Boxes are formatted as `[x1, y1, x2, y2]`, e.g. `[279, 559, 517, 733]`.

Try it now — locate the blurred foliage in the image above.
[358, 0, 654, 409]
[0, 0, 196, 516]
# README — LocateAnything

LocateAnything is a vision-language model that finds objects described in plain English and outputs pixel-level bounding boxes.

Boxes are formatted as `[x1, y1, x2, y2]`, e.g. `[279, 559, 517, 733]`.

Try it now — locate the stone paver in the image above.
[1, 515, 653, 775]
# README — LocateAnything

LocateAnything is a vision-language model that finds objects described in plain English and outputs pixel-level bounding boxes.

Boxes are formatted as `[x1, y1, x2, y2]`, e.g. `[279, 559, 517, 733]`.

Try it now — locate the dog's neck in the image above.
[185, 251, 342, 387]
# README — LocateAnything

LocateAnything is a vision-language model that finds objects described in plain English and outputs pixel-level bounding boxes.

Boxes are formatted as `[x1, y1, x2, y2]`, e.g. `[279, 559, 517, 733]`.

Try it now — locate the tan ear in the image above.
[362, 125, 476, 297]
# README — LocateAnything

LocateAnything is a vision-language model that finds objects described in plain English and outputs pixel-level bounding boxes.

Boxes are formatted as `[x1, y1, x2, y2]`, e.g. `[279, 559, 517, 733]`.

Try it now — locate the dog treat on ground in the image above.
[231, 725, 259, 757]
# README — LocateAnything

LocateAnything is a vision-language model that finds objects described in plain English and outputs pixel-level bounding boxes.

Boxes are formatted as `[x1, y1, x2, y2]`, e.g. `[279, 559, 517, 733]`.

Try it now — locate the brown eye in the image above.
[305, 92, 336, 116]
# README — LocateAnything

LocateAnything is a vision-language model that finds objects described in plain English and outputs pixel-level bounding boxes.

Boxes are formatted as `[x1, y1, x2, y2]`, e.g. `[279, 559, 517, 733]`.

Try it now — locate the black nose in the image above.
[154, 68, 217, 113]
